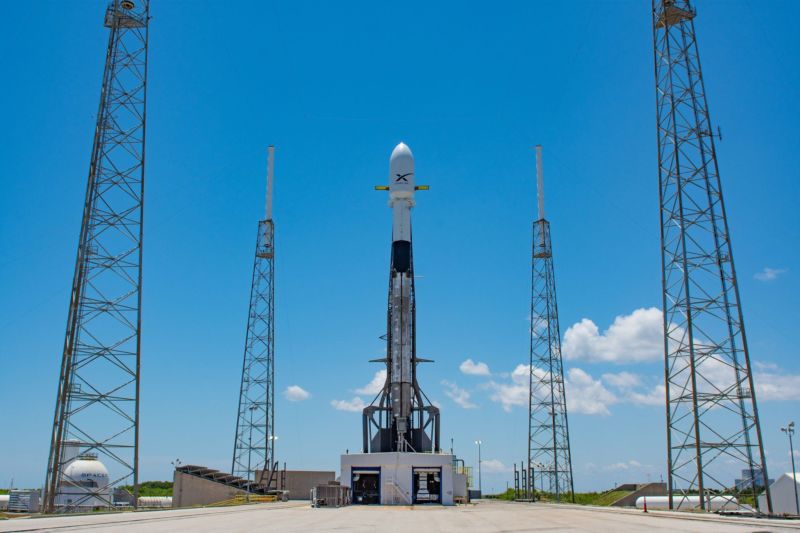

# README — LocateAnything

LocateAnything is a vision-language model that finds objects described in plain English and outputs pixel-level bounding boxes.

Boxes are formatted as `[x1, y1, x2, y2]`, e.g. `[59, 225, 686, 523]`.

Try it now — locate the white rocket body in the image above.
[387, 142, 415, 449]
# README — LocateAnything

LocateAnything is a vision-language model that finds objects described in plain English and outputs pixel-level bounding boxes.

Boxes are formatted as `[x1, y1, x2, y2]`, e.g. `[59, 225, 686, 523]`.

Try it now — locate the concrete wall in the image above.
[172, 470, 248, 508]
[256, 470, 336, 500]
[341, 452, 455, 505]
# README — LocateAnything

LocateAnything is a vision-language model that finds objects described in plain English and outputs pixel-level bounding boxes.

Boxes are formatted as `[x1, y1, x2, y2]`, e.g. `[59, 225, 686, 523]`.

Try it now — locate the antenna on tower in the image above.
[265, 145, 274, 221]
[535, 145, 545, 221]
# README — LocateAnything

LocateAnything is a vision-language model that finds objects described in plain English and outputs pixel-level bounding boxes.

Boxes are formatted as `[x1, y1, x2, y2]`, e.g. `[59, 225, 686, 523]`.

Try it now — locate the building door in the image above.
[352, 469, 380, 505]
[413, 467, 441, 504]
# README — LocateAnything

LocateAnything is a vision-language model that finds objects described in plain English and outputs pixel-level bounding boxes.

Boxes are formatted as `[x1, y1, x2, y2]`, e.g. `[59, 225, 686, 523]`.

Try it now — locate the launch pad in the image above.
[341, 452, 461, 505]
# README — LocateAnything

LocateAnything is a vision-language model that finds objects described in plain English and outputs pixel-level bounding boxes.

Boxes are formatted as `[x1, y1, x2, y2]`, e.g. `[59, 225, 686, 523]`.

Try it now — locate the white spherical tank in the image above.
[55, 454, 112, 510]
[64, 457, 110, 486]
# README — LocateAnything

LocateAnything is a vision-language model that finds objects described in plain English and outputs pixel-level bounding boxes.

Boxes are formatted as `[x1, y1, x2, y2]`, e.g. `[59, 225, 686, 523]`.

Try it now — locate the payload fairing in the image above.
[362, 143, 440, 454]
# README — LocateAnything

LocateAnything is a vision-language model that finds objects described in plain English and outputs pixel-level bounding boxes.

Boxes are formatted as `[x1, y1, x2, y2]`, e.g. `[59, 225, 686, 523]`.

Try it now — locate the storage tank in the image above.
[137, 496, 173, 508]
[636, 495, 739, 511]
[0, 494, 9, 510]
[55, 454, 112, 510]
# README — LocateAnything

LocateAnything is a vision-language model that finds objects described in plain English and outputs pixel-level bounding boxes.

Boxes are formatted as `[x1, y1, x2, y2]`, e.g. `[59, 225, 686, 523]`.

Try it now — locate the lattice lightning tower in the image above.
[652, 0, 771, 512]
[528, 146, 574, 502]
[232, 147, 277, 485]
[44, 0, 150, 513]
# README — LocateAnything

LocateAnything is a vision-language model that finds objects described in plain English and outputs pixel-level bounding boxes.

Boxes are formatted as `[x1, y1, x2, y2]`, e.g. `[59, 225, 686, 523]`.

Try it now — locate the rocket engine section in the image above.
[363, 143, 440, 454]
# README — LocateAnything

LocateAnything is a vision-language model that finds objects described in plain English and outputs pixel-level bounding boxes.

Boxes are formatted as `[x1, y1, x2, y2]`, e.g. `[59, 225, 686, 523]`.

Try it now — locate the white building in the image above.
[759, 473, 800, 515]
[341, 452, 459, 505]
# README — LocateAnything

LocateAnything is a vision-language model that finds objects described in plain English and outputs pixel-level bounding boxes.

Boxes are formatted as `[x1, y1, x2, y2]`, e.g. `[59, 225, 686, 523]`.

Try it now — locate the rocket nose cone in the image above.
[389, 142, 415, 192]
[390, 142, 414, 164]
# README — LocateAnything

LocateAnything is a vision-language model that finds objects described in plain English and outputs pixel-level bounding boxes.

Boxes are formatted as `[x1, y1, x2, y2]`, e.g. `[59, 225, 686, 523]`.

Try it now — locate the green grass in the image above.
[489, 488, 632, 506]
[488, 489, 520, 501]
[120, 481, 173, 497]
[0, 489, 8, 495]
[572, 490, 631, 506]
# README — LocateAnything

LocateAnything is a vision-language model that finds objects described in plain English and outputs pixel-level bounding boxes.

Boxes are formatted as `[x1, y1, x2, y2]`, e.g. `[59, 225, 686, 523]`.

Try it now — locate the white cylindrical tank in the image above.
[636, 495, 739, 511]
[0, 494, 9, 510]
[137, 496, 173, 508]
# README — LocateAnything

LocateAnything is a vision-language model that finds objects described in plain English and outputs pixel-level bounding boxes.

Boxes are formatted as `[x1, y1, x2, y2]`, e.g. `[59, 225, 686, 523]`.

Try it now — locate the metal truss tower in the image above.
[44, 0, 149, 514]
[528, 146, 574, 502]
[232, 147, 277, 485]
[653, 0, 771, 512]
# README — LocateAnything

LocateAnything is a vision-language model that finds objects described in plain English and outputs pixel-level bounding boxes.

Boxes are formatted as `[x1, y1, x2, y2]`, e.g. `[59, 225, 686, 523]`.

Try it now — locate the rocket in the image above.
[387, 143, 415, 450]
[366, 143, 437, 454]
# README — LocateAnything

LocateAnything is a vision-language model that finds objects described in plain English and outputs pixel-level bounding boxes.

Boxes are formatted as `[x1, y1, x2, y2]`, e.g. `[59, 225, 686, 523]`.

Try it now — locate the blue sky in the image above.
[1, 0, 798, 494]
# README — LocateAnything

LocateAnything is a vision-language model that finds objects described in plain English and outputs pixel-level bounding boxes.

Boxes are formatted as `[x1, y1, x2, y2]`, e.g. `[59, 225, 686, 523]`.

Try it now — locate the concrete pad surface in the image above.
[1, 499, 799, 532]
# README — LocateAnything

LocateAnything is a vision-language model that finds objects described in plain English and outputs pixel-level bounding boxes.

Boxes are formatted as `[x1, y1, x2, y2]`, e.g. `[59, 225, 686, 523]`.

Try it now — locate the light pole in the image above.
[269, 434, 279, 472]
[782, 421, 799, 515]
[475, 440, 482, 496]
[534, 462, 546, 495]
[268, 435, 279, 487]
[247, 404, 257, 480]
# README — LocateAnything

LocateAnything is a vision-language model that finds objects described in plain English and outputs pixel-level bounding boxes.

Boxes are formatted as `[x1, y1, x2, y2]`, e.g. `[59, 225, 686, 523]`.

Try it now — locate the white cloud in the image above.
[755, 370, 800, 401]
[562, 308, 664, 364]
[600, 372, 665, 407]
[601, 360, 800, 405]
[566, 368, 618, 416]
[601, 371, 641, 389]
[442, 380, 477, 409]
[460, 359, 491, 376]
[486, 364, 530, 412]
[625, 383, 665, 406]
[483, 356, 800, 416]
[666, 356, 800, 403]
[355, 370, 386, 396]
[284, 385, 311, 401]
[330, 397, 367, 412]
[481, 459, 511, 473]
[487, 365, 618, 416]
[604, 460, 644, 471]
[754, 361, 779, 372]
[754, 267, 787, 282]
